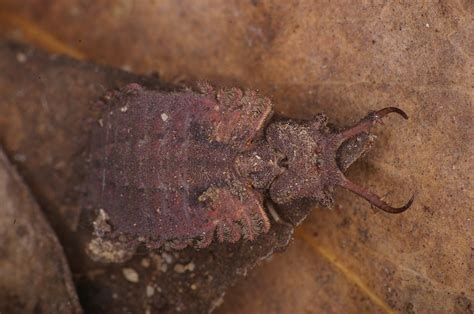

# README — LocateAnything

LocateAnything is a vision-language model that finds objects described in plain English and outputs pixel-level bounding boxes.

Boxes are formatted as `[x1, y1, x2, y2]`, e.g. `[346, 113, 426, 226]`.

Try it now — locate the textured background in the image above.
[0, 1, 472, 313]
[0, 148, 81, 314]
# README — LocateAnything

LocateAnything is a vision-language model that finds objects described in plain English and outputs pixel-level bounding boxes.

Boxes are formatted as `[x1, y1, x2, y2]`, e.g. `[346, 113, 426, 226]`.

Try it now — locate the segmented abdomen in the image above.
[89, 86, 270, 249]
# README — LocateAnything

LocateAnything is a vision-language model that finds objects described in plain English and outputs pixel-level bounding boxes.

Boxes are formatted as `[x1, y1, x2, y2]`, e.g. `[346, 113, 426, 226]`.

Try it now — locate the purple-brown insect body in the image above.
[87, 83, 412, 252]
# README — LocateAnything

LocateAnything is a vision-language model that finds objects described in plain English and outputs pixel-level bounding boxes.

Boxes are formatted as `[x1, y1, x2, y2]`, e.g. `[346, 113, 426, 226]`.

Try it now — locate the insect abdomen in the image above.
[88, 84, 273, 249]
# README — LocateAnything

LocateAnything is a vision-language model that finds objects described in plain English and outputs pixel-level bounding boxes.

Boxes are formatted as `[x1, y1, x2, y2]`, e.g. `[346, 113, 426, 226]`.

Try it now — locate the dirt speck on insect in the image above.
[122, 268, 139, 283]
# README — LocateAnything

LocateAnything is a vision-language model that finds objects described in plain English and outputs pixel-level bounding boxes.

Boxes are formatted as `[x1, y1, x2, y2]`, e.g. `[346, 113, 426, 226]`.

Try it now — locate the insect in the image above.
[87, 82, 413, 253]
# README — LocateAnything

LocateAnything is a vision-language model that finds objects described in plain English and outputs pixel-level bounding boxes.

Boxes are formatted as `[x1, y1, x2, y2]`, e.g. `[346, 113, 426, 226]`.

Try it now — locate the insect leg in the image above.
[265, 199, 292, 227]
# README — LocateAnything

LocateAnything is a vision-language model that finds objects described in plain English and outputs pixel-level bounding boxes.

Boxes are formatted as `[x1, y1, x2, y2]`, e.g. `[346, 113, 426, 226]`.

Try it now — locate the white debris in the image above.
[146, 285, 155, 297]
[151, 253, 168, 272]
[122, 268, 139, 283]
[161, 113, 169, 122]
[173, 262, 195, 273]
[162, 252, 173, 264]
[174, 264, 186, 273]
[186, 262, 195, 272]
[121, 64, 132, 72]
[16, 52, 27, 63]
[141, 258, 150, 268]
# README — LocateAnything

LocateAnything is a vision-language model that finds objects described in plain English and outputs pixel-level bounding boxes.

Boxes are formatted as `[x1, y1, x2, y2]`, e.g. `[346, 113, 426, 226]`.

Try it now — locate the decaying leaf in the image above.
[0, 148, 82, 314]
[0, 41, 294, 313]
[0, 1, 472, 313]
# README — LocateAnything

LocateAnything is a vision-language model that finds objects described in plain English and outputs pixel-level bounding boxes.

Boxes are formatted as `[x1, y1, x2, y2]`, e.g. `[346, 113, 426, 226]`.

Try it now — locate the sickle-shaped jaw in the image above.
[338, 177, 414, 213]
[334, 107, 414, 214]
[336, 107, 408, 142]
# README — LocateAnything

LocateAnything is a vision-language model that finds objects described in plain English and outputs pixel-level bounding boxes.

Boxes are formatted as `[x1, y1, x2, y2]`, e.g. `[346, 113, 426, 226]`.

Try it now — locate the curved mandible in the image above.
[335, 107, 413, 213]
[338, 176, 414, 213]
[336, 107, 408, 142]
